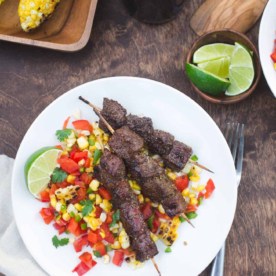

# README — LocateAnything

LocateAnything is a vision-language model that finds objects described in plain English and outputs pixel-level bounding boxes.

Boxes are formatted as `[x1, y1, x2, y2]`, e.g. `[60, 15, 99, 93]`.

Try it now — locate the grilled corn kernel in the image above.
[189, 193, 196, 199]
[150, 232, 159, 242]
[138, 194, 144, 204]
[103, 254, 110, 264]
[74, 203, 83, 211]
[119, 230, 130, 249]
[89, 145, 97, 152]
[111, 241, 121, 249]
[158, 217, 180, 246]
[62, 213, 71, 221]
[99, 229, 106, 239]
[145, 198, 151, 202]
[100, 199, 112, 212]
[55, 185, 79, 201]
[190, 175, 200, 182]
[158, 204, 165, 214]
[100, 212, 107, 222]
[55, 202, 62, 212]
[84, 217, 101, 231]
[18, 0, 60, 32]
[197, 185, 205, 192]
[167, 172, 177, 180]
[85, 167, 93, 173]
[77, 136, 89, 150]
[89, 180, 100, 191]
[130, 180, 141, 191]
[67, 204, 77, 215]
[50, 195, 57, 208]
[190, 198, 198, 206]
[89, 194, 96, 201]
[67, 175, 76, 184]
[96, 194, 102, 205]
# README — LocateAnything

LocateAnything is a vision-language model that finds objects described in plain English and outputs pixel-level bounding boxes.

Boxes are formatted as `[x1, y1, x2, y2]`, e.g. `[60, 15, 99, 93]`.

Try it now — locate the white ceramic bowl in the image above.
[259, 0, 276, 97]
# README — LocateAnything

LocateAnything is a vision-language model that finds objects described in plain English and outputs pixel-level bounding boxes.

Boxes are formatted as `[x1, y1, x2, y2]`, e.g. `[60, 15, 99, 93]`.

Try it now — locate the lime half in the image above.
[198, 56, 230, 79]
[193, 43, 235, 64]
[186, 63, 230, 96]
[24, 147, 61, 198]
[226, 43, 254, 96]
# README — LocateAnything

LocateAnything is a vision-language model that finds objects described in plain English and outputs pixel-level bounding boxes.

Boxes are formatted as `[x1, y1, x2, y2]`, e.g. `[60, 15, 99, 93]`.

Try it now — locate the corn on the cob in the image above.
[18, 0, 60, 32]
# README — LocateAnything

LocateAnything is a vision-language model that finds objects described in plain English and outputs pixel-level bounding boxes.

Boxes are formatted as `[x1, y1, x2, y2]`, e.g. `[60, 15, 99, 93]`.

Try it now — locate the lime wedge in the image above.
[186, 63, 230, 96]
[193, 43, 235, 64]
[24, 147, 61, 198]
[198, 56, 230, 79]
[226, 43, 254, 96]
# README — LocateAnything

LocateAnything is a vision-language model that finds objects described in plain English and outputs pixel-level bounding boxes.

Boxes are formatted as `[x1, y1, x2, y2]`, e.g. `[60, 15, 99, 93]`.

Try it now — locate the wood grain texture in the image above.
[190, 0, 268, 35]
[0, 0, 275, 275]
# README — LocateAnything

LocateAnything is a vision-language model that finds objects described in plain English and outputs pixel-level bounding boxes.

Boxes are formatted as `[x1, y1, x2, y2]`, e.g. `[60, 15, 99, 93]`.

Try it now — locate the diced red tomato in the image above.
[79, 252, 97, 269]
[112, 250, 124, 267]
[75, 181, 86, 188]
[80, 173, 92, 185]
[93, 242, 106, 256]
[101, 223, 115, 244]
[73, 151, 88, 163]
[271, 51, 276, 62]
[141, 202, 152, 220]
[58, 157, 79, 173]
[98, 187, 112, 200]
[53, 223, 66, 235]
[72, 120, 93, 132]
[40, 207, 55, 224]
[84, 158, 91, 168]
[87, 230, 99, 244]
[76, 187, 87, 202]
[67, 218, 80, 235]
[94, 206, 102, 218]
[49, 184, 58, 195]
[155, 210, 170, 220]
[73, 235, 88, 252]
[106, 212, 113, 224]
[39, 190, 50, 202]
[72, 261, 91, 276]
[185, 204, 197, 213]
[152, 216, 161, 233]
[121, 248, 134, 256]
[174, 175, 189, 192]
[204, 179, 215, 199]
[63, 116, 70, 129]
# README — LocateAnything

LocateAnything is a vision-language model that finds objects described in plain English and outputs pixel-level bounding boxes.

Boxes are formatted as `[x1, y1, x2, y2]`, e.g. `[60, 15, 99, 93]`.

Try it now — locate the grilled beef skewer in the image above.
[94, 150, 159, 263]
[98, 98, 212, 173]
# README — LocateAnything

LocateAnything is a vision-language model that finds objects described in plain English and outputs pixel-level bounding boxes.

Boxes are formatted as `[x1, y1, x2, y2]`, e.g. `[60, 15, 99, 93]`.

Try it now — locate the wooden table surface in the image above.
[0, 0, 275, 275]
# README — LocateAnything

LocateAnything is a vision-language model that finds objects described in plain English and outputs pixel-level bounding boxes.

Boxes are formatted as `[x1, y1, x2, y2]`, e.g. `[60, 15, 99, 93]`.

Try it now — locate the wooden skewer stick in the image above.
[189, 160, 214, 174]
[79, 96, 195, 228]
[151, 258, 162, 276]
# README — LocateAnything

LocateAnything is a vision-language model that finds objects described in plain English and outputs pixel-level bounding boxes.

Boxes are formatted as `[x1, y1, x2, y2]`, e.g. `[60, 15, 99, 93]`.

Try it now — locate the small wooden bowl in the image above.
[186, 29, 261, 104]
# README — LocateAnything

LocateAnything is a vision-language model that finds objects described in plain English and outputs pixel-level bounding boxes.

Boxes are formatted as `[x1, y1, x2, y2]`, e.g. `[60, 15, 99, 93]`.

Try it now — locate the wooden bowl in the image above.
[186, 29, 261, 104]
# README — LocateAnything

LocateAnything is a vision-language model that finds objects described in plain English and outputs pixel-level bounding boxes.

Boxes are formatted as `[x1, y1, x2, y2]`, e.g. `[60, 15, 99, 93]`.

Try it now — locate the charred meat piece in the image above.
[126, 152, 163, 180]
[126, 114, 154, 143]
[109, 126, 144, 159]
[162, 193, 187, 218]
[99, 98, 127, 132]
[148, 130, 174, 156]
[162, 141, 192, 172]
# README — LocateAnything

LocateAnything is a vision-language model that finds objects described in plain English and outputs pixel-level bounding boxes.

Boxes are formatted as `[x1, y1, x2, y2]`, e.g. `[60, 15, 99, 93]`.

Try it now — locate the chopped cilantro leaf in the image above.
[93, 250, 102, 258]
[80, 200, 94, 217]
[109, 210, 120, 227]
[51, 168, 67, 183]
[55, 129, 72, 142]
[190, 154, 198, 162]
[52, 235, 69, 248]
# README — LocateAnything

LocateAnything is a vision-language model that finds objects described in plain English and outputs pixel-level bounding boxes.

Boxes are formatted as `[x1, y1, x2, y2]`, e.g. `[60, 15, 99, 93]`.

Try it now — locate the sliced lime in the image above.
[24, 147, 61, 198]
[226, 42, 254, 96]
[198, 56, 230, 79]
[193, 43, 235, 64]
[186, 63, 230, 96]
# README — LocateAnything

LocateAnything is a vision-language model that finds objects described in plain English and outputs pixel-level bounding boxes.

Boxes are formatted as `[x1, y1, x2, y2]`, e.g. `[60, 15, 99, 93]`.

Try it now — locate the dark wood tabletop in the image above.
[0, 0, 275, 275]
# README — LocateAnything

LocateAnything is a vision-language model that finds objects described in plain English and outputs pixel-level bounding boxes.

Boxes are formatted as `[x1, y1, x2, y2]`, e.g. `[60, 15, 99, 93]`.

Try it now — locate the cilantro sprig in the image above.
[52, 235, 69, 248]
[80, 200, 94, 217]
[51, 168, 67, 183]
[55, 129, 72, 142]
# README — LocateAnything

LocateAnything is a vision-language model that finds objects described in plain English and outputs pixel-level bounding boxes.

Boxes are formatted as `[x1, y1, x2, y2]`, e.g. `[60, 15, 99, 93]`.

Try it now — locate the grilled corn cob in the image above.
[18, 0, 60, 32]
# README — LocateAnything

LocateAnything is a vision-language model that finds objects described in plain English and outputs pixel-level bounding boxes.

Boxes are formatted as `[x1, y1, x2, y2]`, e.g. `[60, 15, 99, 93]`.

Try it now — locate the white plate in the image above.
[12, 77, 237, 276]
[259, 0, 276, 97]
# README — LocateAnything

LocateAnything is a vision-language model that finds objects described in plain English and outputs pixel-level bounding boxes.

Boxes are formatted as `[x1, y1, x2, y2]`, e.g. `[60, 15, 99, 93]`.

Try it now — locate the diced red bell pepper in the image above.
[112, 250, 124, 267]
[63, 116, 70, 129]
[39, 190, 50, 202]
[40, 207, 55, 224]
[87, 230, 99, 244]
[155, 210, 170, 220]
[98, 187, 112, 200]
[106, 212, 113, 224]
[72, 261, 91, 276]
[174, 175, 189, 192]
[67, 218, 80, 235]
[84, 158, 91, 168]
[79, 252, 97, 269]
[53, 223, 66, 235]
[101, 223, 115, 244]
[185, 204, 198, 213]
[94, 206, 102, 218]
[49, 184, 58, 195]
[204, 179, 215, 199]
[271, 51, 276, 63]
[73, 151, 88, 163]
[58, 157, 79, 174]
[93, 242, 106, 256]
[80, 173, 92, 185]
[152, 216, 161, 233]
[141, 202, 152, 220]
[72, 120, 93, 133]
[73, 235, 88, 252]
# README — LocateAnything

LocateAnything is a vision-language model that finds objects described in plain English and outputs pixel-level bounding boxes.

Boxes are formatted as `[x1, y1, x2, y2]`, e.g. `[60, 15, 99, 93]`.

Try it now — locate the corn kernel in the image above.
[119, 230, 130, 249]
[96, 194, 102, 205]
[66, 175, 76, 184]
[50, 195, 57, 208]
[190, 175, 200, 182]
[167, 172, 177, 180]
[90, 180, 100, 191]
[84, 217, 101, 231]
[145, 198, 150, 202]
[99, 229, 106, 238]
[197, 185, 205, 192]
[89, 145, 96, 152]
[138, 194, 144, 204]
[111, 241, 121, 249]
[103, 254, 110, 264]
[100, 212, 107, 222]
[274, 63, 276, 70]
[100, 199, 112, 212]
[158, 204, 165, 214]
[182, 189, 189, 197]
[150, 232, 159, 242]
[85, 167, 93, 173]
[89, 194, 96, 200]
[78, 159, 85, 166]
[130, 181, 141, 191]
[77, 136, 89, 150]
[189, 193, 196, 198]
[62, 212, 71, 221]
[190, 198, 198, 205]
[74, 203, 83, 211]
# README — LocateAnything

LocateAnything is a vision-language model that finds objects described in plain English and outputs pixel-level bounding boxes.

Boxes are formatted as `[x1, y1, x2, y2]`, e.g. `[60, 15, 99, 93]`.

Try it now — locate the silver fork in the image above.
[210, 122, 245, 276]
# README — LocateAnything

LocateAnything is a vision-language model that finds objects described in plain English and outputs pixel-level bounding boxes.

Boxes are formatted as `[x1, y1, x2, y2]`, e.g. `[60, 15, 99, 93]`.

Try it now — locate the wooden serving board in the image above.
[0, 0, 98, 51]
[190, 0, 268, 35]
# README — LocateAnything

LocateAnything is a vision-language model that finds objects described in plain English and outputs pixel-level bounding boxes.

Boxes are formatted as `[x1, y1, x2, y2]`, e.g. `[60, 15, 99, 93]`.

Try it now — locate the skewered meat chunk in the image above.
[99, 98, 127, 132]
[95, 151, 158, 262]
[148, 130, 174, 156]
[162, 141, 192, 172]
[109, 126, 144, 159]
[126, 114, 154, 143]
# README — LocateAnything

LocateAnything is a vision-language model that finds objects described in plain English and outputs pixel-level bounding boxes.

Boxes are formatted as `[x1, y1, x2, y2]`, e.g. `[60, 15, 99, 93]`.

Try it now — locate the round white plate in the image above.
[259, 0, 276, 97]
[12, 77, 237, 276]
